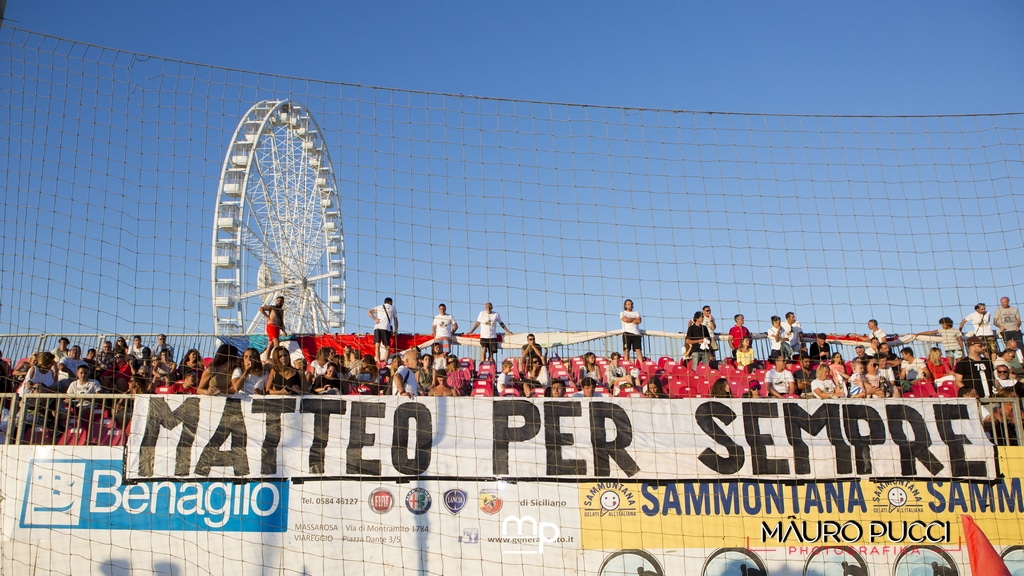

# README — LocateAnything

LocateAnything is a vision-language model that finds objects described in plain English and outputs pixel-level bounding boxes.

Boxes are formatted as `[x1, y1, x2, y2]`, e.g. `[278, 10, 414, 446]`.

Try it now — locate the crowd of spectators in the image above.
[1, 295, 1021, 445]
[0, 298, 1020, 406]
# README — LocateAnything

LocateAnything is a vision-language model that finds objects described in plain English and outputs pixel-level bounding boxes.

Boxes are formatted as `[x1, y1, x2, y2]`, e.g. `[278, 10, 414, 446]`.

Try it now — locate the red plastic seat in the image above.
[58, 428, 91, 446]
[936, 382, 958, 398]
[594, 385, 610, 396]
[910, 383, 938, 398]
[728, 379, 748, 398]
[670, 384, 698, 399]
[471, 385, 493, 397]
[693, 378, 711, 397]
[500, 388, 522, 397]
[460, 357, 476, 373]
[548, 364, 571, 381]
[530, 387, 547, 397]
[477, 361, 496, 376]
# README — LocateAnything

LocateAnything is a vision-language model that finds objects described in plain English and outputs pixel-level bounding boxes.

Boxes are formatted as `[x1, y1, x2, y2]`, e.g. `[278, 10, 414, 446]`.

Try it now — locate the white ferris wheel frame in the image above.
[211, 100, 346, 336]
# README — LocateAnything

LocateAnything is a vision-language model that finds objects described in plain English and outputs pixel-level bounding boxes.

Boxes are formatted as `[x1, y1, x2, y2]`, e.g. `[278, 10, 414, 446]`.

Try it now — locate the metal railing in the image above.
[0, 393, 131, 446]
[0, 333, 224, 367]
[0, 331, 957, 369]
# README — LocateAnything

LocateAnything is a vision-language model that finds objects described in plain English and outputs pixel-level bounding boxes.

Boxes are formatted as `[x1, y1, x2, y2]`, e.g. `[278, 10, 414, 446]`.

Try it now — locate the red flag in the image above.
[961, 515, 1010, 576]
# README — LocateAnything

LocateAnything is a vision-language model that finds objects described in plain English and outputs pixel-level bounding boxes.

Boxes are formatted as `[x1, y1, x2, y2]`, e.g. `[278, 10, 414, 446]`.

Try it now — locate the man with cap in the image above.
[955, 336, 996, 398]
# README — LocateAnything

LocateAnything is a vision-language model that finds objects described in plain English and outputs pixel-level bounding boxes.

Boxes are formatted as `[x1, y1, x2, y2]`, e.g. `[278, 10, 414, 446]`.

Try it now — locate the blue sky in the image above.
[1, 1, 1023, 339]
[8, 1, 1023, 115]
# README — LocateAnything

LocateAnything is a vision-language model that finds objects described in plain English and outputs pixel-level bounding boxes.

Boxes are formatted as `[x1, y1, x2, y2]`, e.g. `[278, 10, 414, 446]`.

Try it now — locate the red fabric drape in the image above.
[294, 334, 436, 361]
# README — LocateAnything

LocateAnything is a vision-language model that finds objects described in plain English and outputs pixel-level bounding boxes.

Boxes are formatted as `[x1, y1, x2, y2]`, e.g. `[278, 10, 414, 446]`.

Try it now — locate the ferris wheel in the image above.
[211, 100, 345, 336]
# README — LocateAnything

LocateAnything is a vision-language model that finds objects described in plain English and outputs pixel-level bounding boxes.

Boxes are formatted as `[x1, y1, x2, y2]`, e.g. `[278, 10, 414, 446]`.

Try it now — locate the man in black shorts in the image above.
[368, 298, 398, 362]
[620, 299, 643, 363]
[466, 302, 512, 362]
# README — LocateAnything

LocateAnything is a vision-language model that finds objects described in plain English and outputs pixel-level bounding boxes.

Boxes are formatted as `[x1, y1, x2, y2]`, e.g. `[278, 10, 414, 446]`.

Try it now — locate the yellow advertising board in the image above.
[580, 448, 1024, 550]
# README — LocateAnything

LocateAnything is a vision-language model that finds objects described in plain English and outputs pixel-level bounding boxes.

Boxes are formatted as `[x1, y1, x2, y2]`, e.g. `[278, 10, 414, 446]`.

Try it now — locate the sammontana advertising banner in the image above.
[124, 397, 996, 482]
[577, 476, 1024, 549]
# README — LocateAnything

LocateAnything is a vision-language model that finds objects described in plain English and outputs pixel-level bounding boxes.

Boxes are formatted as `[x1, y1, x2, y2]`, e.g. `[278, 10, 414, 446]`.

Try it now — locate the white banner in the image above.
[124, 397, 996, 482]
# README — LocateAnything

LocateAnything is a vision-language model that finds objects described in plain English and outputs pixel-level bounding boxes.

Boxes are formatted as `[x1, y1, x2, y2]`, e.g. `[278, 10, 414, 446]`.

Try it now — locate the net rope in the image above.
[2, 26, 1024, 576]
[2, 26, 1022, 342]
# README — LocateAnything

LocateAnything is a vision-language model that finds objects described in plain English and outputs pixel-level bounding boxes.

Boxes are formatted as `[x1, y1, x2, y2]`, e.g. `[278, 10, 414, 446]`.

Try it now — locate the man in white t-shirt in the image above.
[58, 345, 90, 382]
[858, 319, 887, 345]
[65, 365, 102, 410]
[899, 348, 927, 383]
[619, 299, 643, 363]
[368, 298, 398, 362]
[393, 348, 420, 397]
[960, 302, 997, 358]
[128, 335, 146, 360]
[466, 303, 512, 362]
[766, 356, 795, 398]
[431, 303, 458, 354]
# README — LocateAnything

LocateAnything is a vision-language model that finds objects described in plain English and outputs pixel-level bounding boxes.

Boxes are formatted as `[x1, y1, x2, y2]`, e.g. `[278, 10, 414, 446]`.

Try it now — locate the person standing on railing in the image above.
[960, 303, 997, 359]
[767, 316, 786, 360]
[685, 312, 713, 368]
[689, 306, 718, 361]
[995, 297, 1022, 350]
[466, 302, 512, 362]
[431, 303, 458, 355]
[782, 312, 802, 360]
[261, 295, 287, 350]
[368, 297, 397, 363]
[619, 299, 643, 364]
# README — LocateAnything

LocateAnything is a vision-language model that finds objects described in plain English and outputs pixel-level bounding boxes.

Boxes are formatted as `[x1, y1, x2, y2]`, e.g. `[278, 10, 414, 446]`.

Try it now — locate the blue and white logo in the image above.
[20, 459, 288, 532]
[443, 488, 468, 515]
